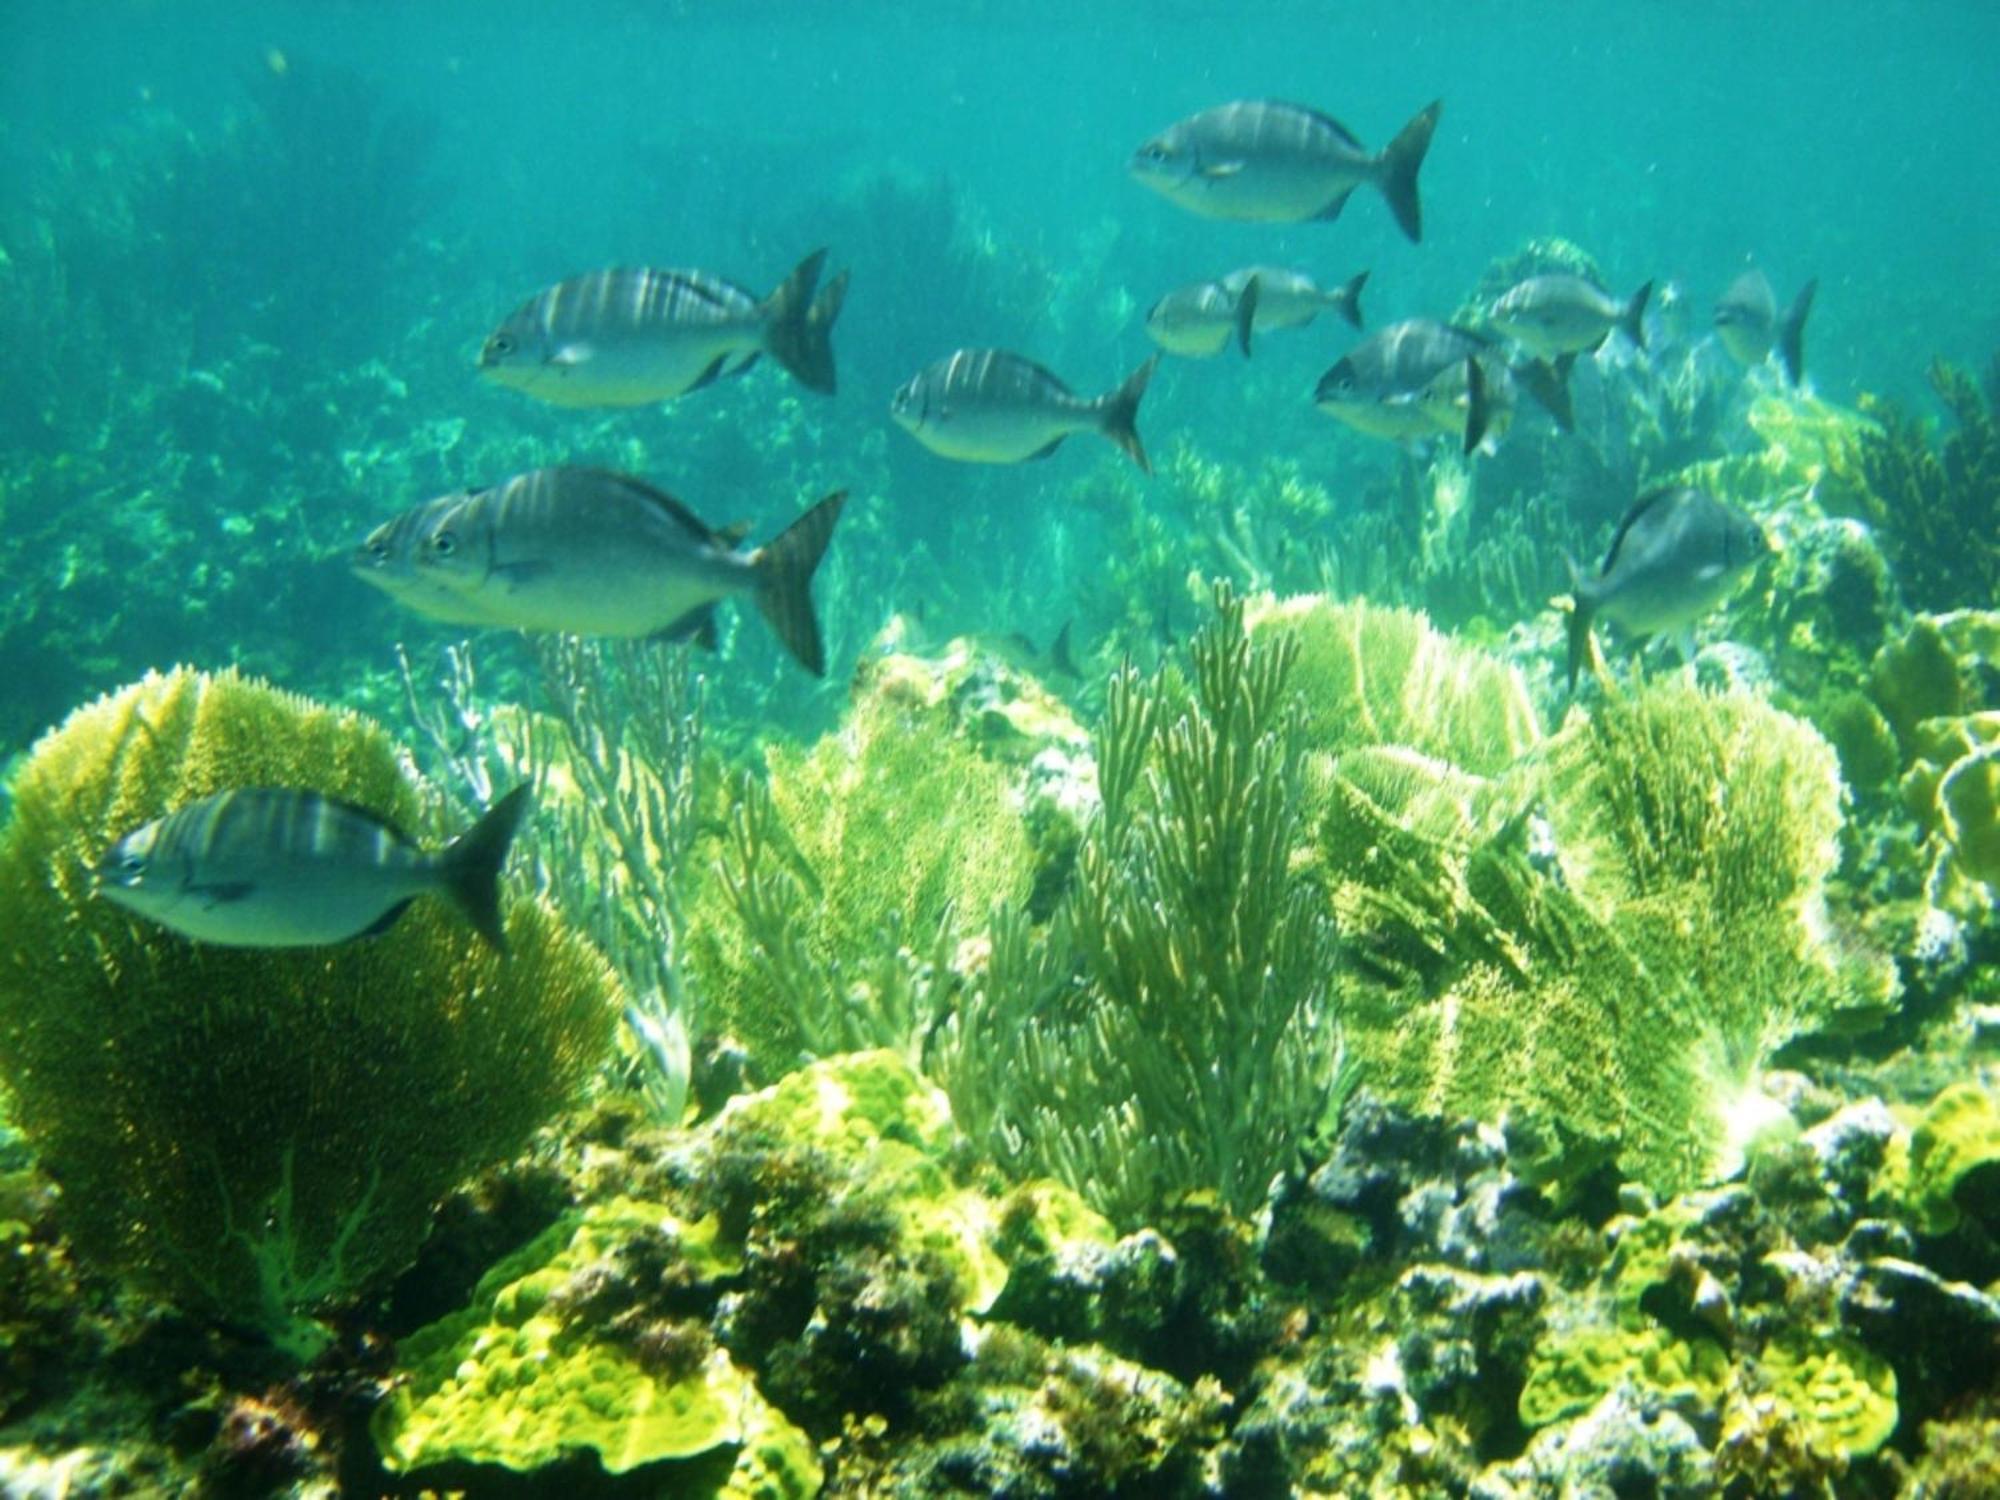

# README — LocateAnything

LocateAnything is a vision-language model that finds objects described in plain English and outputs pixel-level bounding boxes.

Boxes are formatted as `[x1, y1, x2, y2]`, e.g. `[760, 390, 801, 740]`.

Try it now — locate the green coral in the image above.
[683, 641, 1043, 1074]
[1320, 656, 1893, 1192]
[1246, 593, 1541, 776]
[936, 587, 1343, 1226]
[1904, 1082, 2000, 1234]
[0, 667, 619, 1354]
[1834, 358, 2000, 614]
[1756, 1332, 1897, 1460]
[1519, 1325, 1731, 1429]
[373, 1196, 820, 1493]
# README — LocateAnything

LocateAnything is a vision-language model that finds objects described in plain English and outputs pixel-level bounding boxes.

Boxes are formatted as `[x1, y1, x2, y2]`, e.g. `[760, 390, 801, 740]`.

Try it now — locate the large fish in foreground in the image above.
[1129, 99, 1441, 242]
[1714, 270, 1817, 386]
[1146, 267, 1366, 358]
[478, 248, 849, 406]
[94, 785, 531, 950]
[1488, 274, 1652, 361]
[353, 468, 846, 675]
[890, 350, 1158, 472]
[1566, 486, 1771, 691]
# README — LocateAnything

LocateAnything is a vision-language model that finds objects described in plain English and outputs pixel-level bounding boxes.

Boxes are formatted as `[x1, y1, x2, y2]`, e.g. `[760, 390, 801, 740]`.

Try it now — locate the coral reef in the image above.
[681, 637, 1059, 1076]
[0, 667, 619, 1353]
[1835, 359, 2000, 615]
[934, 587, 1343, 1226]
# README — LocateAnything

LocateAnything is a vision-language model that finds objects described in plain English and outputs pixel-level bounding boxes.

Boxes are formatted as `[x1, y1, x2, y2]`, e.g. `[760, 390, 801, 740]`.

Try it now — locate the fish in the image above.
[890, 350, 1157, 472]
[1316, 321, 1577, 455]
[1714, 270, 1818, 385]
[1487, 274, 1652, 361]
[1129, 99, 1441, 242]
[477, 248, 849, 406]
[1565, 486, 1771, 692]
[93, 784, 531, 950]
[1146, 267, 1366, 358]
[352, 468, 846, 675]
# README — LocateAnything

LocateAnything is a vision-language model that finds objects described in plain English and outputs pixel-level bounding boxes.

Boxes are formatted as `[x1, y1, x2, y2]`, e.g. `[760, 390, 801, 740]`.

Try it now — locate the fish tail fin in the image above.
[1622, 280, 1654, 351]
[761, 248, 844, 394]
[1097, 354, 1158, 474]
[753, 490, 847, 675]
[1375, 99, 1441, 243]
[1778, 278, 1816, 386]
[1564, 558, 1597, 696]
[1516, 355, 1576, 433]
[438, 784, 532, 953]
[1335, 269, 1368, 328]
[1463, 356, 1491, 455]
[1234, 274, 1260, 358]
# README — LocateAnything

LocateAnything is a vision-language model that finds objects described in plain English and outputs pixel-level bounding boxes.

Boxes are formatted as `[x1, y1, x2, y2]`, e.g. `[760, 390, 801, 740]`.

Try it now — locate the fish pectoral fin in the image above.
[652, 604, 720, 652]
[685, 353, 732, 393]
[546, 344, 592, 368]
[488, 560, 555, 588]
[359, 898, 416, 939]
[1198, 159, 1246, 179]
[1312, 187, 1357, 222]
[190, 881, 256, 908]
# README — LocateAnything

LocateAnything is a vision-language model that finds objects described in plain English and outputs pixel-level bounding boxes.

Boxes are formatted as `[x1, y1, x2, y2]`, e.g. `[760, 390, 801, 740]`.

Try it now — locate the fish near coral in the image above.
[1488, 273, 1652, 361]
[479, 249, 849, 405]
[1315, 319, 1572, 454]
[1130, 98, 1441, 242]
[1566, 486, 1771, 691]
[353, 468, 846, 675]
[95, 785, 530, 950]
[890, 349, 1157, 473]
[1714, 270, 1817, 386]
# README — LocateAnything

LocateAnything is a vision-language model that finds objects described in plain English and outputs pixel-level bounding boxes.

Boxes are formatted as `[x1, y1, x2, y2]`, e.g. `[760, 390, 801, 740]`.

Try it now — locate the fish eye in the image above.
[488, 333, 516, 357]
[120, 854, 145, 875]
[429, 530, 458, 557]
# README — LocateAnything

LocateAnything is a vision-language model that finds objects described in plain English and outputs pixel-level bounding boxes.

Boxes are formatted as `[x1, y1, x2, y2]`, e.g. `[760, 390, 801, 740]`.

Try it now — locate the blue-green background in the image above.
[3, 1, 1995, 750]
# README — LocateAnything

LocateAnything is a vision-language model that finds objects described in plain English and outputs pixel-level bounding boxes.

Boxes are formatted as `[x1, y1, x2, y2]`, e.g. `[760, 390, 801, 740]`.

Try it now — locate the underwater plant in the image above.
[0, 667, 619, 1355]
[1289, 591, 1893, 1193]
[1837, 358, 2000, 614]
[934, 586, 1343, 1226]
[681, 639, 1046, 1076]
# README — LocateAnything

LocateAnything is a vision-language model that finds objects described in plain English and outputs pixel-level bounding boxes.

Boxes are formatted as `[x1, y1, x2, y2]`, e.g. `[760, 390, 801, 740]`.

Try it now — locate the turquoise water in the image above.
[3, 1, 1996, 745]
[4, 5, 2000, 1492]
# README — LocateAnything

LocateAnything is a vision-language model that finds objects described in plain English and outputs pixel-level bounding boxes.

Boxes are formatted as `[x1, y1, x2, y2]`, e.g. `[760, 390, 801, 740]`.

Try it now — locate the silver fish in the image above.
[1488, 274, 1651, 360]
[1566, 486, 1771, 691]
[1147, 267, 1366, 358]
[353, 468, 846, 675]
[478, 249, 849, 406]
[1130, 99, 1441, 242]
[1714, 270, 1817, 385]
[94, 785, 531, 950]
[1219, 266, 1366, 334]
[1314, 320, 1498, 452]
[890, 349, 1157, 472]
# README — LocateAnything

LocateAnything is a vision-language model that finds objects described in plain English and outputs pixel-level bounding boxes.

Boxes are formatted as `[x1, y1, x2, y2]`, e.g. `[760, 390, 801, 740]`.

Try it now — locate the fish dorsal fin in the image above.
[716, 520, 754, 547]
[1601, 486, 1680, 573]
[575, 468, 726, 546]
[1281, 101, 1365, 151]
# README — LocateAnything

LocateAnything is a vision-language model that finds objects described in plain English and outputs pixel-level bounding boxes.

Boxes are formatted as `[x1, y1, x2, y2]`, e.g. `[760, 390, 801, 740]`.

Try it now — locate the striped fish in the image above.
[478, 248, 849, 406]
[889, 349, 1157, 472]
[1129, 99, 1441, 242]
[352, 468, 846, 675]
[1488, 274, 1652, 361]
[1147, 266, 1367, 358]
[93, 786, 531, 950]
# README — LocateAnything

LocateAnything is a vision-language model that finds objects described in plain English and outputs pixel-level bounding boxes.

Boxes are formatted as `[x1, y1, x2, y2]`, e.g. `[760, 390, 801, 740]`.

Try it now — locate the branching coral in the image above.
[0, 667, 619, 1354]
[934, 586, 1344, 1226]
[1837, 358, 2000, 614]
[680, 640, 1045, 1076]
[1294, 594, 1894, 1192]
